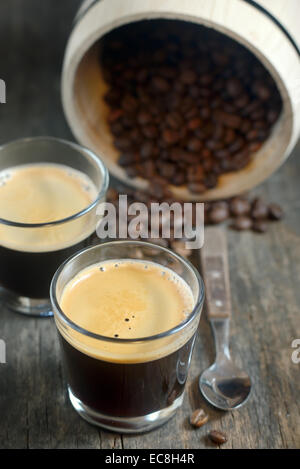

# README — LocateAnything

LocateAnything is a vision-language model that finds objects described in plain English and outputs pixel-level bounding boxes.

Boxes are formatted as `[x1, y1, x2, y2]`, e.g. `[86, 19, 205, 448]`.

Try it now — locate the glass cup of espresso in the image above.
[0, 137, 109, 317]
[51, 240, 205, 433]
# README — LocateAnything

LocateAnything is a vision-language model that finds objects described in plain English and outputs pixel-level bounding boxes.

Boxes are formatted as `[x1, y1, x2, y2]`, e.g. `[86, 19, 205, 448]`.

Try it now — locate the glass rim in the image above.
[50, 240, 205, 344]
[0, 136, 109, 228]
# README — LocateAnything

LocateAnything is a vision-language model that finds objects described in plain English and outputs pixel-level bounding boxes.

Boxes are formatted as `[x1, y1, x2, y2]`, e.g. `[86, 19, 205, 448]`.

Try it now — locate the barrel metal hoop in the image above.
[74, 0, 300, 57]
[243, 0, 300, 56]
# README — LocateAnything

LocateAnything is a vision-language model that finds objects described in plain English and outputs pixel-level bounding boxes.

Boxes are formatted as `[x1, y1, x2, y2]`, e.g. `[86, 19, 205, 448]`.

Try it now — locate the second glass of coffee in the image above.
[0, 137, 109, 316]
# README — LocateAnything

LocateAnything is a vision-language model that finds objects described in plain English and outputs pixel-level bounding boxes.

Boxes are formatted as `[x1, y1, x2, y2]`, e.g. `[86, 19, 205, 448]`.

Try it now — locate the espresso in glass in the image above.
[0, 137, 108, 317]
[51, 241, 204, 433]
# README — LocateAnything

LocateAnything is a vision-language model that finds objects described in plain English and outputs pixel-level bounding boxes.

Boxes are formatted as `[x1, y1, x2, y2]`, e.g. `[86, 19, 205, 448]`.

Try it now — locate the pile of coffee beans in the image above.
[101, 20, 282, 194]
[106, 182, 284, 259]
[206, 196, 284, 233]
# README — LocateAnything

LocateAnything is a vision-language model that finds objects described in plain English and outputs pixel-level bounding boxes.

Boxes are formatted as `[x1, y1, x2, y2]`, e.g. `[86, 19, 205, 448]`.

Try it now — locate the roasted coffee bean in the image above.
[199, 73, 213, 85]
[268, 203, 284, 220]
[140, 141, 155, 159]
[118, 152, 137, 166]
[152, 76, 170, 93]
[253, 220, 268, 233]
[204, 173, 218, 189]
[180, 69, 197, 85]
[189, 409, 209, 428]
[235, 94, 250, 108]
[214, 149, 230, 159]
[115, 137, 132, 151]
[250, 108, 265, 120]
[185, 107, 199, 120]
[171, 172, 186, 186]
[242, 99, 261, 116]
[108, 109, 123, 123]
[166, 112, 183, 129]
[212, 124, 224, 141]
[267, 109, 280, 124]
[110, 121, 123, 136]
[224, 128, 236, 145]
[209, 205, 229, 224]
[213, 109, 242, 129]
[226, 77, 243, 97]
[199, 106, 211, 119]
[129, 128, 142, 143]
[148, 178, 169, 199]
[202, 158, 214, 172]
[240, 119, 252, 134]
[121, 95, 138, 112]
[253, 120, 267, 131]
[137, 110, 152, 126]
[201, 148, 212, 159]
[228, 137, 245, 154]
[187, 118, 203, 131]
[256, 128, 269, 141]
[248, 141, 262, 152]
[209, 430, 227, 445]
[205, 139, 224, 151]
[143, 159, 156, 176]
[246, 129, 259, 141]
[253, 80, 271, 100]
[159, 162, 176, 179]
[187, 137, 203, 152]
[230, 197, 251, 216]
[230, 150, 250, 170]
[136, 68, 148, 83]
[142, 125, 158, 139]
[232, 216, 253, 230]
[125, 165, 139, 178]
[187, 165, 205, 182]
[251, 197, 269, 219]
[162, 129, 180, 145]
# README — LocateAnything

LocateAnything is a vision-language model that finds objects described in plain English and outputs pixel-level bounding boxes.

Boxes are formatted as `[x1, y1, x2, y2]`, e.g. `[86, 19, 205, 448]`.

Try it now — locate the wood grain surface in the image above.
[0, 0, 299, 449]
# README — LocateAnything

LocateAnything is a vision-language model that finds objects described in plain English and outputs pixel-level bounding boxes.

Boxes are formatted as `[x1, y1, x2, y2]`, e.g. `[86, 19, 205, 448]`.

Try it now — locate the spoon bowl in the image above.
[199, 357, 252, 410]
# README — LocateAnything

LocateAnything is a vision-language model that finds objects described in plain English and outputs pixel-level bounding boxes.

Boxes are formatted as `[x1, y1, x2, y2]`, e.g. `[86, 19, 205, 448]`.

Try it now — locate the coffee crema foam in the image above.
[57, 260, 197, 363]
[0, 163, 98, 252]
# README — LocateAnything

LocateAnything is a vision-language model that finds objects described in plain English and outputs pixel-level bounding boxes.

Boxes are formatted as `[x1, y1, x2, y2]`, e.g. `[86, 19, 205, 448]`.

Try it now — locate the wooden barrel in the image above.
[61, 0, 300, 200]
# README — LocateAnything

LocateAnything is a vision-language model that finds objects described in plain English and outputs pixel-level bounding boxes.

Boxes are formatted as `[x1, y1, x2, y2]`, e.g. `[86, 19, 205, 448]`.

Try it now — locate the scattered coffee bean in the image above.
[209, 205, 229, 224]
[189, 409, 209, 428]
[230, 197, 251, 216]
[232, 216, 253, 231]
[251, 197, 269, 219]
[209, 430, 228, 445]
[253, 220, 268, 233]
[268, 203, 284, 220]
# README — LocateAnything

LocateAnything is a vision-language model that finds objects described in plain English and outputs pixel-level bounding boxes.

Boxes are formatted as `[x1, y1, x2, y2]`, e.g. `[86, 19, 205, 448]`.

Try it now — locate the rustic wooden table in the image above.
[0, 0, 299, 449]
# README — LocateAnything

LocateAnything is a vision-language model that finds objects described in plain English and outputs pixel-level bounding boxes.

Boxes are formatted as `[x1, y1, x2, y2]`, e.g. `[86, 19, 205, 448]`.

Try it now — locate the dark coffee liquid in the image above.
[0, 234, 93, 298]
[60, 334, 196, 418]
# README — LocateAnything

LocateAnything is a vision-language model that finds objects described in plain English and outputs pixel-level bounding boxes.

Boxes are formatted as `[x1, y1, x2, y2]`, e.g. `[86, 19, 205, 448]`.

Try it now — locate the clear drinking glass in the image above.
[0, 137, 109, 317]
[51, 240, 205, 433]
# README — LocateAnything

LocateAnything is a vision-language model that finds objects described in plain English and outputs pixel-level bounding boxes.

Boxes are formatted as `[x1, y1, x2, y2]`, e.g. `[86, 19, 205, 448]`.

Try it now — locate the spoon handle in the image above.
[200, 227, 231, 319]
